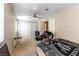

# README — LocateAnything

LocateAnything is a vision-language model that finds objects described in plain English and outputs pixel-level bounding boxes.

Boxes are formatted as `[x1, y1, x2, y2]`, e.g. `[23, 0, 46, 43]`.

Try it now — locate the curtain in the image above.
[18, 21, 31, 37]
[17, 20, 37, 37]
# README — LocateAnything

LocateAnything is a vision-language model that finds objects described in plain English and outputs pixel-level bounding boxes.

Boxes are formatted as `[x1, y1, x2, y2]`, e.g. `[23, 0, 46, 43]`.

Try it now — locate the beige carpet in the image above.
[11, 37, 37, 56]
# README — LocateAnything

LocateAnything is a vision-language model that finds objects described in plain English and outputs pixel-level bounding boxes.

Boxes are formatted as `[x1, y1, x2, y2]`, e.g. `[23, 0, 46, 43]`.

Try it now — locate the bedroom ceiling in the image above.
[11, 3, 78, 21]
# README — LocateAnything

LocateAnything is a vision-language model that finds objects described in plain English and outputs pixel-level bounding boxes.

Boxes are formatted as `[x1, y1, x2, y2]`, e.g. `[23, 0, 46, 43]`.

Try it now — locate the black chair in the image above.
[35, 31, 40, 37]
[35, 31, 40, 41]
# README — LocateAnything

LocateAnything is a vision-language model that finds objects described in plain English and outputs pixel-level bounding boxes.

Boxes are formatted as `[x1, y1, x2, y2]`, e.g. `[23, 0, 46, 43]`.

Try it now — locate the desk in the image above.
[11, 37, 36, 56]
[13, 37, 22, 48]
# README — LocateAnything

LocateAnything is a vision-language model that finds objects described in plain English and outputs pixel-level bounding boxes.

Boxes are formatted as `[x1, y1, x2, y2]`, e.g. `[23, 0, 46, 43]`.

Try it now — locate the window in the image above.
[15, 19, 38, 37]
[18, 21, 31, 37]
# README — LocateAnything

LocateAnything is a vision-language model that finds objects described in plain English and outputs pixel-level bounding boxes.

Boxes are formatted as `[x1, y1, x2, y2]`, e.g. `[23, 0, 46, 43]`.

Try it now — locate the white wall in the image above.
[0, 4, 4, 43]
[31, 22, 38, 37]
[48, 18, 55, 34]
[4, 4, 16, 54]
[48, 18, 55, 38]
[54, 4, 79, 44]
[37, 21, 46, 34]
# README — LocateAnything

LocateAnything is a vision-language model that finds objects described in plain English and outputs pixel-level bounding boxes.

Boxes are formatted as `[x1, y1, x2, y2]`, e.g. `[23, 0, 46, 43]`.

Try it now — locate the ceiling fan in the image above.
[30, 8, 49, 19]
[32, 13, 42, 18]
